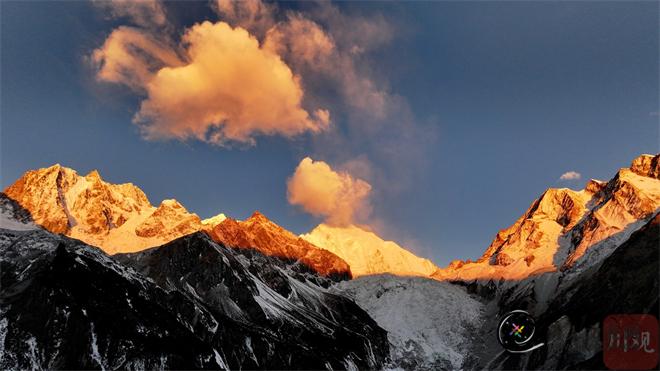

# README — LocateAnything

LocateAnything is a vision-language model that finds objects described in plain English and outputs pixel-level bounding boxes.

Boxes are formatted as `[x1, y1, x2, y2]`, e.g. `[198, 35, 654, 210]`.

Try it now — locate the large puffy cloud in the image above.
[213, 0, 392, 118]
[92, 21, 329, 145]
[287, 157, 372, 226]
[135, 21, 329, 144]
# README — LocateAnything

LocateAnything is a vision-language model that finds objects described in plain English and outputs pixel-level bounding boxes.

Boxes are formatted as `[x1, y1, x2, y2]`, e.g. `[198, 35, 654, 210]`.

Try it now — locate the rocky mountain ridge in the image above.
[209, 212, 352, 280]
[3, 165, 351, 279]
[433, 154, 660, 281]
[0, 194, 389, 370]
[3, 165, 201, 254]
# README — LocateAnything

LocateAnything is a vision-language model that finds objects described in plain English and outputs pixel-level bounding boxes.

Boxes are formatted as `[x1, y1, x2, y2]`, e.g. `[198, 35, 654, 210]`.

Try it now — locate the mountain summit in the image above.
[301, 224, 439, 277]
[2, 164, 351, 279]
[3, 164, 203, 253]
[434, 153, 660, 281]
[209, 212, 352, 280]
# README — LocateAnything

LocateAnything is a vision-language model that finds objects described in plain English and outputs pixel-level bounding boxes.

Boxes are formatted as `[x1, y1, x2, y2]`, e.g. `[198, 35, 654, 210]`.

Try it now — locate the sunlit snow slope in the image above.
[302, 224, 438, 277]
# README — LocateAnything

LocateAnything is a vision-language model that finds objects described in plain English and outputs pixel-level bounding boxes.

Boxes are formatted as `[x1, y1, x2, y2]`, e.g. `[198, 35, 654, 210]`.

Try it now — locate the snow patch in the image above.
[0, 206, 37, 231]
[26, 337, 41, 371]
[89, 322, 106, 371]
[0, 316, 7, 364]
[213, 349, 228, 370]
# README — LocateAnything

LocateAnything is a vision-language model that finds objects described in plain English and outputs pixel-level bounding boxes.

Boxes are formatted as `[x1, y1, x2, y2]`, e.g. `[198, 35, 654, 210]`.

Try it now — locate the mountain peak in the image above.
[3, 165, 206, 254]
[159, 198, 184, 209]
[201, 212, 227, 227]
[434, 153, 660, 281]
[585, 179, 606, 194]
[301, 223, 439, 277]
[85, 169, 103, 181]
[209, 215, 352, 280]
[248, 210, 268, 221]
[630, 153, 659, 178]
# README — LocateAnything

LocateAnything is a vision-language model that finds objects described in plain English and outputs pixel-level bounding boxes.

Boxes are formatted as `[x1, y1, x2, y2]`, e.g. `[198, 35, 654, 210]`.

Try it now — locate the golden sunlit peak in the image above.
[85, 169, 102, 180]
[249, 210, 268, 221]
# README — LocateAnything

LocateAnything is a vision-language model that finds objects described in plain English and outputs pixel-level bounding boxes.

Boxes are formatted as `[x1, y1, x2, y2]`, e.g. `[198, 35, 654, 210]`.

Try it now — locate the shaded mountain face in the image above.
[435, 154, 660, 281]
[301, 224, 439, 277]
[115, 233, 386, 369]
[0, 228, 222, 369]
[335, 274, 485, 370]
[482, 214, 659, 370]
[208, 212, 352, 280]
[0, 196, 389, 370]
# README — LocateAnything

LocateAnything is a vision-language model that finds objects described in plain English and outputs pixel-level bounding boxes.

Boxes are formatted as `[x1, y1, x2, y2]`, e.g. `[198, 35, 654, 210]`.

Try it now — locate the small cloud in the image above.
[559, 171, 581, 181]
[649, 111, 659, 117]
[287, 157, 372, 226]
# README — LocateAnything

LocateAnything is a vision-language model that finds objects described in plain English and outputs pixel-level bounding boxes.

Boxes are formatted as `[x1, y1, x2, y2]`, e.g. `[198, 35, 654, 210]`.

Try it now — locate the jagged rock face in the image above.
[116, 233, 388, 369]
[0, 199, 389, 370]
[301, 224, 439, 277]
[630, 153, 660, 178]
[209, 212, 352, 280]
[3, 165, 202, 254]
[135, 199, 201, 239]
[4, 164, 81, 234]
[434, 154, 660, 281]
[0, 229, 222, 370]
[485, 214, 659, 370]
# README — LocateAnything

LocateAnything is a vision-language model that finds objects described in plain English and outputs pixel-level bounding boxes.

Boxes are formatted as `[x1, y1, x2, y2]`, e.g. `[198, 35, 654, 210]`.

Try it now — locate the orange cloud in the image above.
[92, 21, 329, 145]
[91, 26, 182, 91]
[213, 0, 275, 38]
[261, 6, 391, 119]
[287, 157, 372, 226]
[213, 0, 392, 119]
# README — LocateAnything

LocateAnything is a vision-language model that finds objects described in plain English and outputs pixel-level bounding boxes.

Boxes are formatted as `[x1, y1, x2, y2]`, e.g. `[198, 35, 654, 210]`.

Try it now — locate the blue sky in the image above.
[1, 1, 657, 266]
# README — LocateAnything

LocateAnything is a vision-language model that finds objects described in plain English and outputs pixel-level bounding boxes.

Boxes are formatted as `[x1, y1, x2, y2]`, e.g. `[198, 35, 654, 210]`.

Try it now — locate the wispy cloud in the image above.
[95, 0, 168, 29]
[559, 171, 581, 181]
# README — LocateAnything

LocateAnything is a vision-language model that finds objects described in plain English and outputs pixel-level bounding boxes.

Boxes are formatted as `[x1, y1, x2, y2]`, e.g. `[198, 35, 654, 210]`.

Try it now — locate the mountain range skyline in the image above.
[1, 152, 657, 369]
[2, 0, 657, 266]
[2, 1, 658, 369]
[3, 152, 658, 279]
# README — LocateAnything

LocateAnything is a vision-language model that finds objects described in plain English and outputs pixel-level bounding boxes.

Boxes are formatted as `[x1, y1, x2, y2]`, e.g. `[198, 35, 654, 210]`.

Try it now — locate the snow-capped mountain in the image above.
[301, 224, 439, 277]
[319, 154, 659, 370]
[0, 194, 389, 370]
[479, 213, 659, 370]
[3, 164, 206, 254]
[2, 154, 657, 370]
[434, 154, 660, 281]
[3, 165, 353, 280]
[209, 212, 352, 280]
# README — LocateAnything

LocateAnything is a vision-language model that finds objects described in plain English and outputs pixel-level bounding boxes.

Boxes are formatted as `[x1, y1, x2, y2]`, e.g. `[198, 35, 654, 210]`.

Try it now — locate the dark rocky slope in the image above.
[480, 214, 659, 370]
[115, 232, 389, 370]
[0, 195, 388, 370]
